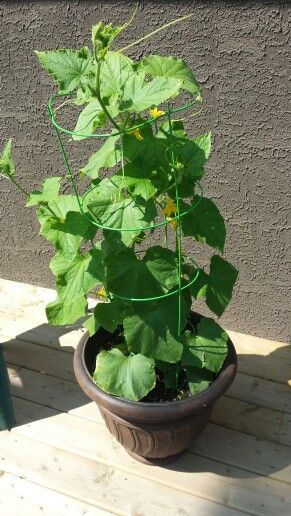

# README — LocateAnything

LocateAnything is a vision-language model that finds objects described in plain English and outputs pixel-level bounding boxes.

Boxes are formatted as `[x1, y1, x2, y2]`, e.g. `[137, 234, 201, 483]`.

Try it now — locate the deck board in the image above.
[0, 278, 290, 515]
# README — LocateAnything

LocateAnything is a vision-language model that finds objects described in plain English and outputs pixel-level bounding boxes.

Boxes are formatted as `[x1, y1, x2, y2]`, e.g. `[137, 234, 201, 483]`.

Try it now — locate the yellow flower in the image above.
[128, 128, 144, 141]
[162, 197, 179, 231]
[59, 217, 65, 224]
[196, 93, 203, 103]
[169, 219, 178, 231]
[162, 197, 177, 218]
[96, 286, 107, 298]
[149, 107, 165, 119]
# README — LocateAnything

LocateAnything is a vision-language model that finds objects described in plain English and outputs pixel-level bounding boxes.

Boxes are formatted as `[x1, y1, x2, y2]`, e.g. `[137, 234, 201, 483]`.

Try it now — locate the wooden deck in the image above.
[0, 278, 290, 515]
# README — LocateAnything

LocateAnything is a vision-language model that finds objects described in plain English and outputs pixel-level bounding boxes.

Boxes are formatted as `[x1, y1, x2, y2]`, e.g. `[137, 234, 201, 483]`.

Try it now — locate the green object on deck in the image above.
[0, 345, 15, 430]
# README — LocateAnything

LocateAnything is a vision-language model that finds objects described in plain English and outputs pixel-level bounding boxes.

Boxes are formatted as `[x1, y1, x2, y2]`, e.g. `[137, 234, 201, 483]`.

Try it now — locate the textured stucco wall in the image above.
[0, 1, 290, 341]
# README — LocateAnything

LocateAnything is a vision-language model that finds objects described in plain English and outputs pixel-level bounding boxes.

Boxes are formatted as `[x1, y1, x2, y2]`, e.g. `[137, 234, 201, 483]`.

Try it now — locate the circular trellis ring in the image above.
[48, 92, 204, 336]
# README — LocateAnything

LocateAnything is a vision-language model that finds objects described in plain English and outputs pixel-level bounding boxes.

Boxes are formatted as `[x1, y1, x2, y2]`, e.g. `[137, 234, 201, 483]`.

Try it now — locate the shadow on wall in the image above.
[1, 321, 291, 480]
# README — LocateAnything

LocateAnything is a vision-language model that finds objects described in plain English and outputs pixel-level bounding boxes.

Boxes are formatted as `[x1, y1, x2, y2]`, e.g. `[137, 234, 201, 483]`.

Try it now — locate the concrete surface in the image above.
[0, 1, 290, 341]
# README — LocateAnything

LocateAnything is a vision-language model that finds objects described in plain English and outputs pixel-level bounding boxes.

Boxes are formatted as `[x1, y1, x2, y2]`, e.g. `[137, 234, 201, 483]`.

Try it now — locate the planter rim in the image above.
[73, 320, 237, 423]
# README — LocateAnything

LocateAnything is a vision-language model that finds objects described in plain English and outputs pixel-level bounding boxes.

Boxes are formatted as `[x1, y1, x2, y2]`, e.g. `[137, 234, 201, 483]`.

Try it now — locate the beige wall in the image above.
[0, 1, 289, 341]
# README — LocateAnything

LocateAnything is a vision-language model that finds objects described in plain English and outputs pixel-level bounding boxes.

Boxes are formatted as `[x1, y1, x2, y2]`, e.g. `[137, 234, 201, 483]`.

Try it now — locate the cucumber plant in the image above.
[0, 17, 238, 401]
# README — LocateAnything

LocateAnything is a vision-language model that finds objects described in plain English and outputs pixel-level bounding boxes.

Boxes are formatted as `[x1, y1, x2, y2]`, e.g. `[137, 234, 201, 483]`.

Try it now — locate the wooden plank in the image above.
[227, 330, 291, 360]
[237, 353, 291, 385]
[7, 359, 289, 445]
[0, 472, 112, 516]
[7, 364, 89, 413]
[228, 372, 291, 414]
[211, 396, 282, 443]
[2, 338, 75, 381]
[279, 413, 291, 447]
[4, 335, 290, 417]
[193, 423, 291, 484]
[0, 432, 242, 516]
[9, 397, 291, 516]
[0, 322, 83, 352]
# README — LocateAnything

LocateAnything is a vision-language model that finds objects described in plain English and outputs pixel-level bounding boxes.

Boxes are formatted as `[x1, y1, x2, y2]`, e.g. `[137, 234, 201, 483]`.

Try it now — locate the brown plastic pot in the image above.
[73, 312, 237, 465]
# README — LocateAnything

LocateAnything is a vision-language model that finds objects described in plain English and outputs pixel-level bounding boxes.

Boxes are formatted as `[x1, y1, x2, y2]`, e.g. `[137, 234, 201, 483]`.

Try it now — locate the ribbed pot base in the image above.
[126, 448, 185, 465]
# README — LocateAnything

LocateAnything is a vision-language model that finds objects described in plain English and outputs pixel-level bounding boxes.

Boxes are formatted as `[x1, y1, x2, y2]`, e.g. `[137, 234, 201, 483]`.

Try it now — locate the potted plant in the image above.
[0, 14, 238, 464]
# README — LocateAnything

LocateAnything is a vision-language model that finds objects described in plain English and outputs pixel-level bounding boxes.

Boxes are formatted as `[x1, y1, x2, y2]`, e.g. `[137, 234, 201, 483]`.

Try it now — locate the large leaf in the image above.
[157, 120, 188, 143]
[106, 173, 157, 201]
[37, 196, 81, 257]
[100, 51, 134, 98]
[93, 348, 156, 401]
[185, 367, 213, 396]
[189, 256, 238, 317]
[119, 73, 182, 113]
[37, 196, 96, 257]
[0, 139, 15, 178]
[179, 132, 211, 179]
[123, 291, 191, 363]
[122, 123, 170, 179]
[26, 177, 61, 207]
[80, 134, 120, 179]
[92, 298, 125, 333]
[84, 177, 156, 246]
[104, 245, 179, 299]
[46, 295, 87, 327]
[139, 55, 200, 94]
[72, 99, 105, 140]
[189, 268, 209, 300]
[46, 248, 104, 325]
[205, 255, 238, 317]
[35, 48, 91, 93]
[182, 318, 228, 373]
[181, 196, 226, 252]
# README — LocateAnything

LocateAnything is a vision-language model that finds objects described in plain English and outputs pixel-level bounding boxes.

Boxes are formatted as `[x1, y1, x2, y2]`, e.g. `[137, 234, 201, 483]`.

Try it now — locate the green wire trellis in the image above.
[48, 93, 203, 336]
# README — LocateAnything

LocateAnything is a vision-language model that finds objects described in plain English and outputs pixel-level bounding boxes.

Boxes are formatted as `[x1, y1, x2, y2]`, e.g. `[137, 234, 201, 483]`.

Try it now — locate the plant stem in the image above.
[95, 61, 120, 132]
[9, 176, 58, 218]
[9, 176, 29, 197]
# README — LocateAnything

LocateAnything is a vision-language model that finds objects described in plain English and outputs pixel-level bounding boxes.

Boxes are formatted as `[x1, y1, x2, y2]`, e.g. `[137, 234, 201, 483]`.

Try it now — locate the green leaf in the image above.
[182, 196, 226, 252]
[123, 291, 191, 363]
[119, 73, 182, 113]
[92, 23, 130, 61]
[47, 248, 104, 325]
[122, 123, 169, 175]
[182, 318, 228, 373]
[139, 55, 200, 94]
[189, 268, 209, 300]
[26, 177, 61, 207]
[104, 245, 179, 299]
[205, 255, 238, 317]
[35, 48, 91, 93]
[185, 366, 213, 396]
[72, 99, 105, 140]
[181, 331, 204, 368]
[80, 134, 120, 179]
[179, 132, 211, 179]
[83, 314, 100, 337]
[37, 196, 96, 257]
[108, 173, 157, 201]
[0, 139, 15, 178]
[93, 348, 156, 401]
[93, 299, 124, 333]
[46, 295, 88, 327]
[100, 51, 134, 98]
[157, 120, 187, 142]
[37, 196, 81, 257]
[84, 177, 156, 246]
